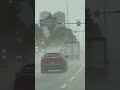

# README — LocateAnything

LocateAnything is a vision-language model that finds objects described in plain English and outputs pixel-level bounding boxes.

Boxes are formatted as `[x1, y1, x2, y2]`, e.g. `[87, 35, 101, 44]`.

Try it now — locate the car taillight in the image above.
[41, 57, 65, 64]
[41, 59, 49, 64]
[56, 57, 64, 64]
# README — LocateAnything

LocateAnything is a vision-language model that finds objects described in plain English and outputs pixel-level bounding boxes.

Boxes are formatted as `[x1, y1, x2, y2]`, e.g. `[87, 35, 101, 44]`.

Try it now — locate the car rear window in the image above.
[44, 53, 61, 57]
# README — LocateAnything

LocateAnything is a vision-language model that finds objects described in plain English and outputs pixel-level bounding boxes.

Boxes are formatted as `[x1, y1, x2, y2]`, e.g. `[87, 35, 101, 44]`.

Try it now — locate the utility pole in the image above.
[64, 0, 69, 43]
[66, 0, 69, 29]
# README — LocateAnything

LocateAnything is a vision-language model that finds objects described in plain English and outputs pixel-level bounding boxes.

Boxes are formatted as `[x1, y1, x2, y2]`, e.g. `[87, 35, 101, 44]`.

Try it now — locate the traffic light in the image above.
[61, 22, 65, 26]
[57, 22, 65, 26]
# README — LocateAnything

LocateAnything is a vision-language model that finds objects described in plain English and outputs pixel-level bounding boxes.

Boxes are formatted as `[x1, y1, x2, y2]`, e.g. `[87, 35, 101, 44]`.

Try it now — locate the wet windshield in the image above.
[35, 0, 85, 90]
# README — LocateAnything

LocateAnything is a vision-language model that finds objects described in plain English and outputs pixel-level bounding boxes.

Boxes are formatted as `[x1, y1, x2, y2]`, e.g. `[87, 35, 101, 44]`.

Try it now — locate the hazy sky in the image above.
[35, 0, 85, 30]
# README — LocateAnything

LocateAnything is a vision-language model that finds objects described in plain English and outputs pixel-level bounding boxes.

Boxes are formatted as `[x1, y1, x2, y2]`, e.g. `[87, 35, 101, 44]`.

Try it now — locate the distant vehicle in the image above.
[65, 41, 80, 60]
[13, 64, 35, 90]
[41, 53, 68, 73]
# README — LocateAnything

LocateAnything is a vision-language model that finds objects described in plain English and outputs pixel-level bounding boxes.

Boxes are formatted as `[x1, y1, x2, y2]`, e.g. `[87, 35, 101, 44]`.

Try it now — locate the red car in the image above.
[41, 53, 68, 73]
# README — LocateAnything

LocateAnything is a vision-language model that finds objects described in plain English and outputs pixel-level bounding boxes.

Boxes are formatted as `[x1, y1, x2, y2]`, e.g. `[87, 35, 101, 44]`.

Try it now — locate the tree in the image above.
[39, 11, 77, 47]
[44, 14, 57, 34]
[47, 27, 77, 46]
[35, 24, 46, 49]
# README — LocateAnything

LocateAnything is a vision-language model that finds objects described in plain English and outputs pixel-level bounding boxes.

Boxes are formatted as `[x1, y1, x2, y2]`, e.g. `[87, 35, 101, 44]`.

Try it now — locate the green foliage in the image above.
[35, 12, 77, 48]
[35, 24, 46, 48]
[47, 27, 77, 46]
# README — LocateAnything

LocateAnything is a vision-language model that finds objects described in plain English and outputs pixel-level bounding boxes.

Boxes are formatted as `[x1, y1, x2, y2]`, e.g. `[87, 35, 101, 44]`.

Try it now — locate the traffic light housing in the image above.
[57, 22, 65, 26]
[61, 22, 65, 26]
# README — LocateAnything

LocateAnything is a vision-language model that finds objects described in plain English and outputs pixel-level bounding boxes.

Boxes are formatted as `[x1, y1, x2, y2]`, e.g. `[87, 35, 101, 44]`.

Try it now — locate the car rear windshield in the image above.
[44, 53, 61, 57]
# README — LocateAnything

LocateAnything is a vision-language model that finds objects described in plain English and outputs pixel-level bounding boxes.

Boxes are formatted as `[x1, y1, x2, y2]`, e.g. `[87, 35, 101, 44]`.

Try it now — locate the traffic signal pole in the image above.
[58, 22, 85, 25]
[66, 0, 69, 29]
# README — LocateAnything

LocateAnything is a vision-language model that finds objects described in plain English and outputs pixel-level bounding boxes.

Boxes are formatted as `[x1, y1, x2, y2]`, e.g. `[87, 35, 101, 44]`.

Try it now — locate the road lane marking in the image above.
[67, 65, 85, 84]
[60, 65, 85, 88]
[69, 76, 76, 82]
[75, 65, 85, 76]
[60, 84, 68, 88]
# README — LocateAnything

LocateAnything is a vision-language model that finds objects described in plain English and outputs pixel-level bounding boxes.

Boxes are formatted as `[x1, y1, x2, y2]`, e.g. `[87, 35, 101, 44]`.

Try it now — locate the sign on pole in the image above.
[40, 19, 56, 27]
[77, 21, 81, 26]
[40, 19, 44, 26]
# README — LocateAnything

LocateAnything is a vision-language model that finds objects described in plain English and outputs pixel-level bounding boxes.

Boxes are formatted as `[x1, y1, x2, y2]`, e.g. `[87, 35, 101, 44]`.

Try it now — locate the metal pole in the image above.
[66, 0, 69, 29]
[78, 25, 80, 40]
[76, 19, 80, 40]
[65, 0, 69, 47]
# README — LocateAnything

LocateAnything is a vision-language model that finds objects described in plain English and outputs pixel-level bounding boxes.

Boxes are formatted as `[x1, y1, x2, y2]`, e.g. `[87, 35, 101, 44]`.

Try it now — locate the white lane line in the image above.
[59, 65, 85, 89]
[68, 65, 84, 83]
[60, 84, 68, 89]
[69, 76, 76, 82]
[75, 65, 85, 76]
[60, 65, 85, 89]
